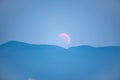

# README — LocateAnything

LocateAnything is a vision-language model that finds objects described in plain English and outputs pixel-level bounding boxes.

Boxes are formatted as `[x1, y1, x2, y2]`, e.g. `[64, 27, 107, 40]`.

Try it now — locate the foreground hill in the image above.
[0, 41, 120, 80]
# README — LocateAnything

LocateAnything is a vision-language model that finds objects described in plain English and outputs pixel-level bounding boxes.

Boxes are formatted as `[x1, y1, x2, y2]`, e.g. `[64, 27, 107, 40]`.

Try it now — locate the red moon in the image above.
[59, 33, 71, 44]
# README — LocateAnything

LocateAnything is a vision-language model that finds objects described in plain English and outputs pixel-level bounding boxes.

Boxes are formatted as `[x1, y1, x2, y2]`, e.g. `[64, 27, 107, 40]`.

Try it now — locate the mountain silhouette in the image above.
[0, 41, 120, 80]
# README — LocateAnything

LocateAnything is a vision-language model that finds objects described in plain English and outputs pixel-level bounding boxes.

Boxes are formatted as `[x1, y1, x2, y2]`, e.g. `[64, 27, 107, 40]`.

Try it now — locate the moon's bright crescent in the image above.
[59, 33, 71, 44]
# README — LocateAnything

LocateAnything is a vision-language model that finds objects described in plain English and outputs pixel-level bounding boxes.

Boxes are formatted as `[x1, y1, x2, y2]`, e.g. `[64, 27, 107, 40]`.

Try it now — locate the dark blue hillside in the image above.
[0, 41, 120, 80]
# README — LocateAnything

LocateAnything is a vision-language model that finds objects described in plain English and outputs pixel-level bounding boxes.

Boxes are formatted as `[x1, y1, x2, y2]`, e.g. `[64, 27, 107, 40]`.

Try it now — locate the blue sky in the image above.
[0, 0, 120, 47]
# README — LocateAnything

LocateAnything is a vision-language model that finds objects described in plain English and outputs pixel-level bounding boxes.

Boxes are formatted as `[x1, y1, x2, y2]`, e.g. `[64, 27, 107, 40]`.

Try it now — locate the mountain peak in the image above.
[0, 41, 66, 50]
[0, 40, 30, 47]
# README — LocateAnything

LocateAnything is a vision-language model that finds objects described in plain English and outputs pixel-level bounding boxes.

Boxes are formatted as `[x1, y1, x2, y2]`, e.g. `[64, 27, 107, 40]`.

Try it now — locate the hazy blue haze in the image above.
[0, 0, 120, 47]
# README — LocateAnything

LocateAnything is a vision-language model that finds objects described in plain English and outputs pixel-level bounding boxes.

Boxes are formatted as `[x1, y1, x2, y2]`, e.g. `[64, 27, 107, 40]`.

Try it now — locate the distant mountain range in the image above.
[0, 41, 120, 80]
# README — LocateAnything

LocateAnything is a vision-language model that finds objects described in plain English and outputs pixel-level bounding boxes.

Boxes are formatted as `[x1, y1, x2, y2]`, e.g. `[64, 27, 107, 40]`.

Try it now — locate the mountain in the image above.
[0, 41, 120, 80]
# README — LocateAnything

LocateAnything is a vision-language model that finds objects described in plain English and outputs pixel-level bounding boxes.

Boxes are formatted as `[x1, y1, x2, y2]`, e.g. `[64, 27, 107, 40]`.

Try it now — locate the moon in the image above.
[59, 33, 71, 44]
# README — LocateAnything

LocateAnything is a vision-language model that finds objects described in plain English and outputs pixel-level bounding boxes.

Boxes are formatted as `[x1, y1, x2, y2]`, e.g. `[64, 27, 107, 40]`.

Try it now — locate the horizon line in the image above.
[0, 40, 120, 49]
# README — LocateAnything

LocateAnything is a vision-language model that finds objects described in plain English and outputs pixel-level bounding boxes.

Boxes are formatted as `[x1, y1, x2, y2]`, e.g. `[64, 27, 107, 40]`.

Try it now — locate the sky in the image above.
[0, 0, 120, 47]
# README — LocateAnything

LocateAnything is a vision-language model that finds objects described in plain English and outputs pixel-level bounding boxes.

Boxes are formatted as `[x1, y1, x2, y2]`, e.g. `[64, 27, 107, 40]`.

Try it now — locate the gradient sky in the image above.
[0, 0, 120, 47]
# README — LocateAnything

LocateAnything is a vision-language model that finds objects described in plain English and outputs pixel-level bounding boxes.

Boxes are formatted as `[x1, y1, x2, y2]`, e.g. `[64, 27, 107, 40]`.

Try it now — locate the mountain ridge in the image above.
[0, 41, 120, 80]
[1, 40, 120, 49]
